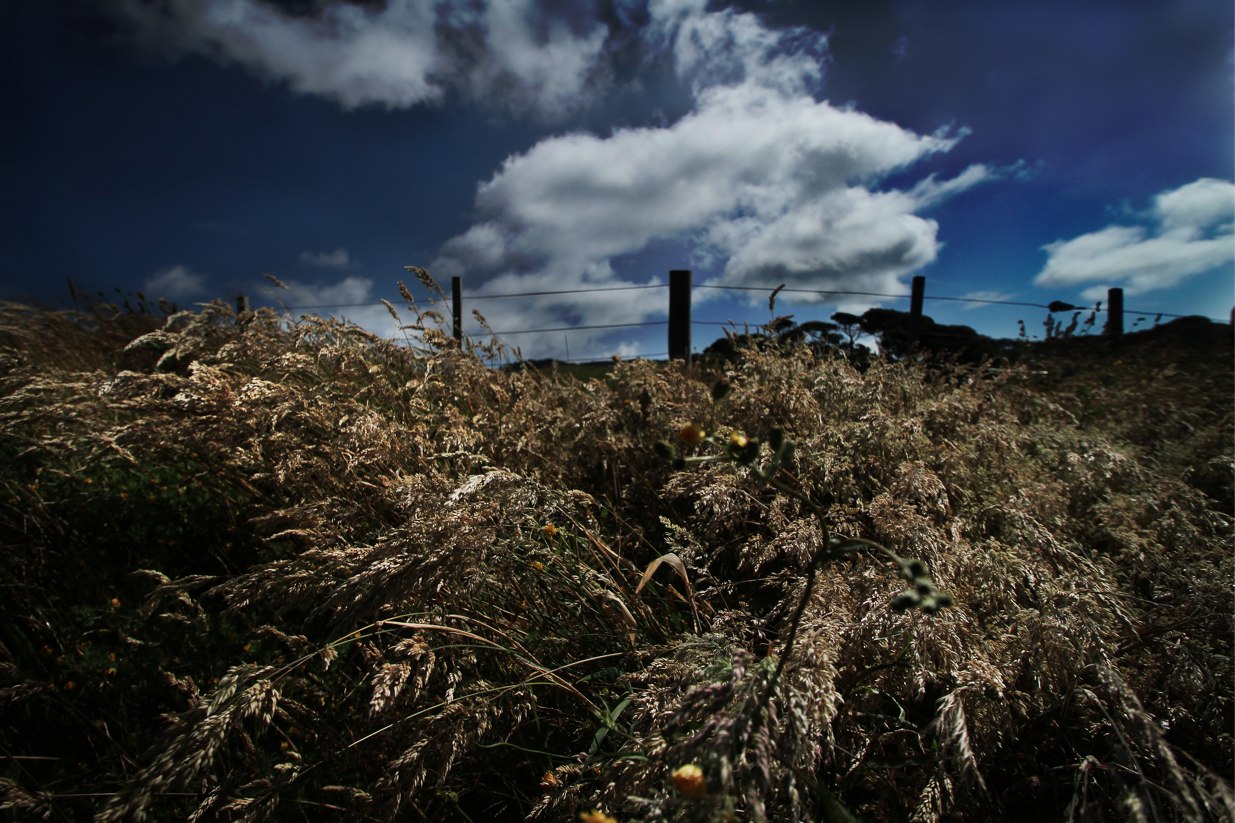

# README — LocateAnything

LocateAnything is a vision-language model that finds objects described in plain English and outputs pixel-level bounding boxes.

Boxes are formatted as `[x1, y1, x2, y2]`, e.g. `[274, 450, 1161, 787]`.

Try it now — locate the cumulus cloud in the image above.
[432, 1, 994, 347]
[1035, 177, 1235, 299]
[106, 0, 609, 117]
[300, 247, 355, 268]
[145, 264, 208, 301]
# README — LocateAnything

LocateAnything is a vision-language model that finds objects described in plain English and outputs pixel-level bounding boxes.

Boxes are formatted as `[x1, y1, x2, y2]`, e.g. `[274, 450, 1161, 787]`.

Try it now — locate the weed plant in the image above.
[0, 286, 1230, 821]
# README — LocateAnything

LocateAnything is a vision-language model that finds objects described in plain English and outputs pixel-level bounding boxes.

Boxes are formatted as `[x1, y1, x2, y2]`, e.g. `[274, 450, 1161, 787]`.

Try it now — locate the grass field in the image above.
[0, 296, 1230, 822]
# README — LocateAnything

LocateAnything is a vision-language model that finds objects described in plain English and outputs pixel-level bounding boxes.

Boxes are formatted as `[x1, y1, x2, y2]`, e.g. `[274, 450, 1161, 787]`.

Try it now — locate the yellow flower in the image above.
[676, 422, 706, 444]
[729, 431, 748, 449]
[542, 523, 559, 538]
[672, 763, 708, 799]
[532, 560, 546, 573]
[578, 812, 618, 823]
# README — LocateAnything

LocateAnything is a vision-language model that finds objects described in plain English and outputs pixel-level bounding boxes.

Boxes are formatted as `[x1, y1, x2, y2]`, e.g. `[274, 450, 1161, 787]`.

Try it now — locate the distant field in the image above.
[0, 300, 1230, 822]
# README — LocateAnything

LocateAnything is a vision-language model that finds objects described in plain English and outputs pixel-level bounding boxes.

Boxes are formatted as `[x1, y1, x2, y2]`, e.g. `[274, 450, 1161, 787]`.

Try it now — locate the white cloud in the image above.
[1035, 177, 1235, 299]
[435, 82, 965, 284]
[269, 273, 372, 308]
[262, 273, 401, 335]
[145, 264, 208, 301]
[110, 0, 443, 110]
[448, 0, 610, 118]
[107, 0, 609, 117]
[299, 247, 355, 268]
[424, 0, 1006, 358]
[1153, 177, 1235, 238]
[710, 183, 941, 298]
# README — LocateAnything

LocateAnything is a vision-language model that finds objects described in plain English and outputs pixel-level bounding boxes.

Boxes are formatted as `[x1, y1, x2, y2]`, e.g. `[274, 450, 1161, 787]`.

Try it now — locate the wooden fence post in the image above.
[451, 276, 463, 343]
[1106, 287, 1124, 337]
[908, 275, 925, 347]
[669, 269, 692, 363]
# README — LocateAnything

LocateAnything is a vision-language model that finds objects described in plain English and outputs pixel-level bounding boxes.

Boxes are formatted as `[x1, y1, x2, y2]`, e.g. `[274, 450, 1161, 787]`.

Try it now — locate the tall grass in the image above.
[0, 292, 1230, 821]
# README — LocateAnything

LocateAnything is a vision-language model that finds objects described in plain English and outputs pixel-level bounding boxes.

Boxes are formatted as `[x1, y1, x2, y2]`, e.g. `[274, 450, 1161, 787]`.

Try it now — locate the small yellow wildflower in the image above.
[542, 523, 559, 538]
[676, 422, 706, 444]
[532, 560, 546, 573]
[539, 770, 559, 789]
[729, 431, 749, 449]
[578, 811, 617, 823]
[672, 763, 708, 799]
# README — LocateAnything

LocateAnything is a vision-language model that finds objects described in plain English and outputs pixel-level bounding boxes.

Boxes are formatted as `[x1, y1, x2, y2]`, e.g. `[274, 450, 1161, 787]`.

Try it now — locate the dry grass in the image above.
[0, 294, 1230, 821]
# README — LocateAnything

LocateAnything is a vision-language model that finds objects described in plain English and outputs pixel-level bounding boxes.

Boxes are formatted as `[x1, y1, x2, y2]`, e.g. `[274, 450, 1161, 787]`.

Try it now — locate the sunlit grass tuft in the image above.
[0, 290, 1230, 821]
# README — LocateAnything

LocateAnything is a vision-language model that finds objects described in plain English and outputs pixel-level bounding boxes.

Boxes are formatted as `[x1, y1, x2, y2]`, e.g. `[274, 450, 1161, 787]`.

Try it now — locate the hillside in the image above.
[0, 299, 1231, 822]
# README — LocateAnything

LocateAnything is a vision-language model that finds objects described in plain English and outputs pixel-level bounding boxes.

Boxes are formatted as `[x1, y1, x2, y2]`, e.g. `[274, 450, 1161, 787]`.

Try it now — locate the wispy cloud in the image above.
[1035, 177, 1235, 300]
[144, 264, 207, 302]
[957, 290, 1018, 310]
[299, 248, 356, 269]
[643, 0, 827, 96]
[106, 0, 609, 118]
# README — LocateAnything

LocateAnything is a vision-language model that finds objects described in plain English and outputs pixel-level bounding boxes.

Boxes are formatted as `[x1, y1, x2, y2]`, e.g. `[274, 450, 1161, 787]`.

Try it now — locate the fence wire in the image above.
[271, 276, 1224, 361]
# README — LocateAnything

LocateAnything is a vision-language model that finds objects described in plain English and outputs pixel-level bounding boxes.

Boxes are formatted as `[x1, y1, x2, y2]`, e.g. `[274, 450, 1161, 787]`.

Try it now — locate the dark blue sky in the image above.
[2, 0, 1231, 360]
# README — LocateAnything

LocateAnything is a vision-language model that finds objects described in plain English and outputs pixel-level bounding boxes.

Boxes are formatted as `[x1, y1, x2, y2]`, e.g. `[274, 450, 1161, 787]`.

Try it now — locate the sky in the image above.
[2, 0, 1232, 361]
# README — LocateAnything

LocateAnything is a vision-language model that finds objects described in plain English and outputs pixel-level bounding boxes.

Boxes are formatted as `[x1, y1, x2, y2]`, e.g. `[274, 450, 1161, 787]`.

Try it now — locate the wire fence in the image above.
[268, 271, 1229, 363]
